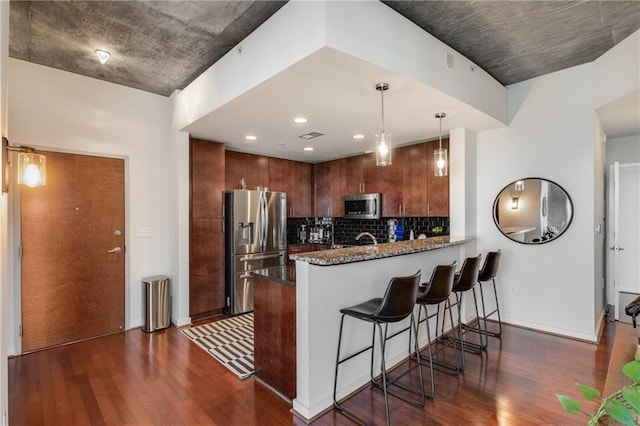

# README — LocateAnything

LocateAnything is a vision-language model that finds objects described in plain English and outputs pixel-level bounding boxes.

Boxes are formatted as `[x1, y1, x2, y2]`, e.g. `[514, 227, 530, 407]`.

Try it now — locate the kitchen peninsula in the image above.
[257, 236, 472, 421]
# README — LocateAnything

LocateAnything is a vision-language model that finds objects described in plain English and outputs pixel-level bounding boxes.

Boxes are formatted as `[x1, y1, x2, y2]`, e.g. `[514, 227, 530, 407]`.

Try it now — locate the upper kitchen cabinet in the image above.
[344, 152, 401, 217]
[314, 158, 346, 217]
[425, 138, 450, 217]
[268, 157, 313, 217]
[345, 154, 367, 194]
[191, 139, 225, 219]
[396, 143, 428, 217]
[190, 138, 225, 317]
[225, 150, 270, 191]
[362, 152, 403, 217]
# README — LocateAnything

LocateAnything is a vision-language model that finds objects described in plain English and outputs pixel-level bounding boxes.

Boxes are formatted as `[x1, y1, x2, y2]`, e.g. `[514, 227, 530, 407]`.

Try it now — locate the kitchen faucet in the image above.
[355, 232, 378, 245]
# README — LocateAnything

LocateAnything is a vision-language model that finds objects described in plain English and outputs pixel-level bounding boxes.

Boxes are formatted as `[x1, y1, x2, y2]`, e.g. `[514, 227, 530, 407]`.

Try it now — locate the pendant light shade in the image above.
[434, 112, 448, 177]
[375, 83, 392, 166]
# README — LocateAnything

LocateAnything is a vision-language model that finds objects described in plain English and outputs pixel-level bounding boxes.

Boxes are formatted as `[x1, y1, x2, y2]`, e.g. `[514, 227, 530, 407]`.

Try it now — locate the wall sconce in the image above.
[511, 197, 519, 210]
[2, 137, 47, 193]
[509, 179, 524, 209]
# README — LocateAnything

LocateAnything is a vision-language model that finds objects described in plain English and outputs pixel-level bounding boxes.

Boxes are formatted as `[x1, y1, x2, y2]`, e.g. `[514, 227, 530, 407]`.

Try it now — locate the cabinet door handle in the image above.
[399, 204, 402, 216]
[427, 203, 430, 215]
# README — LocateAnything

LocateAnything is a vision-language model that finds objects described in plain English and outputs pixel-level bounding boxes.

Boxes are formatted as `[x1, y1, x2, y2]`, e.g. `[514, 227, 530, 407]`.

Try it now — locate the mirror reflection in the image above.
[493, 178, 573, 244]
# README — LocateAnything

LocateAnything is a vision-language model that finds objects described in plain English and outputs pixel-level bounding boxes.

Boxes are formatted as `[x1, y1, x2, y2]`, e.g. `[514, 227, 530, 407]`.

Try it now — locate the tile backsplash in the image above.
[287, 216, 449, 245]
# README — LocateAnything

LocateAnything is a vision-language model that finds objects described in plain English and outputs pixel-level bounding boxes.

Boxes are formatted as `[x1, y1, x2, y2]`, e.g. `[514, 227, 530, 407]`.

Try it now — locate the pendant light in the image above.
[434, 112, 447, 176]
[375, 82, 391, 166]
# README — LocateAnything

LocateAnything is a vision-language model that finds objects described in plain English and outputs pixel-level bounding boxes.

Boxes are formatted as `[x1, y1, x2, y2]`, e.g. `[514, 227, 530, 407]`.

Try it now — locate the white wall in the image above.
[7, 59, 174, 345]
[477, 63, 598, 340]
[607, 135, 640, 164]
[594, 115, 606, 330]
[594, 30, 639, 109]
[168, 89, 191, 326]
[0, 1, 9, 421]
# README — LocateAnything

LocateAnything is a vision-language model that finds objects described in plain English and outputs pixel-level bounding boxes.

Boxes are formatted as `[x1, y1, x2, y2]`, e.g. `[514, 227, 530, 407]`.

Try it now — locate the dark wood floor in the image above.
[9, 318, 616, 425]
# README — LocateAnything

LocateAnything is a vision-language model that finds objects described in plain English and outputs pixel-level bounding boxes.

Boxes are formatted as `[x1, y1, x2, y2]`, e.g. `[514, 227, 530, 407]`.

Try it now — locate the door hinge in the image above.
[19, 324, 22, 337]
[18, 245, 23, 259]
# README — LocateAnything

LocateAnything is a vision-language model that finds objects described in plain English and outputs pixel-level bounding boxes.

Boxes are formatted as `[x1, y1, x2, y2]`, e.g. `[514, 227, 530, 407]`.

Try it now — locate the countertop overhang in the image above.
[289, 236, 472, 266]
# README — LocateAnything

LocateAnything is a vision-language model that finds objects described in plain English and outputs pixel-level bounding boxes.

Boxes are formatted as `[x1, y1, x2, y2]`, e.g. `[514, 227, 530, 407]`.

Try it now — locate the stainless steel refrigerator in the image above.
[224, 189, 287, 315]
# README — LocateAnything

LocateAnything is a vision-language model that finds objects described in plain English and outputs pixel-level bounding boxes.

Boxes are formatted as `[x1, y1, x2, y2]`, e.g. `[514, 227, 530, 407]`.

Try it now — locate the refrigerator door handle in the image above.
[262, 191, 269, 250]
[256, 192, 265, 249]
[239, 253, 283, 262]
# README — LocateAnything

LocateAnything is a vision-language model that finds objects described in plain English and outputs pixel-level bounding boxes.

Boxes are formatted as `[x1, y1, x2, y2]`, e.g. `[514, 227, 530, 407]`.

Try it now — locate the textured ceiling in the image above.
[10, 1, 640, 96]
[9, 1, 287, 96]
[383, 0, 640, 86]
[7, 0, 640, 160]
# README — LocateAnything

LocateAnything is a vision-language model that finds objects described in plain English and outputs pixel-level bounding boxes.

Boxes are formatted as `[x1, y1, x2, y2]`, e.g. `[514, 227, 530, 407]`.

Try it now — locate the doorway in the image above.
[20, 151, 125, 352]
[607, 161, 640, 321]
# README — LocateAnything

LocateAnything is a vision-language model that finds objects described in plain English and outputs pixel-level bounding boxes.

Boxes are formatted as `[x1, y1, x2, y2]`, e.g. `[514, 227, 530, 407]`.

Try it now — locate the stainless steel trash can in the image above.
[142, 275, 170, 332]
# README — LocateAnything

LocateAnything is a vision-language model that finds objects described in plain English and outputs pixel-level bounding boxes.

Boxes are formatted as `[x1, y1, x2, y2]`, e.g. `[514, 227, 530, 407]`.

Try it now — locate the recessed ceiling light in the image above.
[353, 134, 365, 139]
[95, 49, 110, 65]
[304, 147, 314, 151]
[293, 117, 308, 124]
[245, 135, 257, 141]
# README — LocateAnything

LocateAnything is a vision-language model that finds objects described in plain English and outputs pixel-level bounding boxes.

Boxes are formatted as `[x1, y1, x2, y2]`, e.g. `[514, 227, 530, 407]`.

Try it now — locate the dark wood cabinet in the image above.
[425, 138, 450, 217]
[345, 154, 367, 194]
[190, 138, 225, 318]
[225, 150, 270, 191]
[397, 143, 428, 217]
[314, 140, 449, 218]
[344, 151, 403, 217]
[362, 152, 403, 217]
[268, 158, 313, 217]
[314, 158, 345, 217]
[253, 275, 296, 399]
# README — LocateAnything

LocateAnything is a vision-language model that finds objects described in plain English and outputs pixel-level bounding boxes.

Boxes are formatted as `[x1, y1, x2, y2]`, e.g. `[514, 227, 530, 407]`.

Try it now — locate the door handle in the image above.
[609, 246, 625, 252]
[107, 246, 122, 253]
[239, 253, 282, 262]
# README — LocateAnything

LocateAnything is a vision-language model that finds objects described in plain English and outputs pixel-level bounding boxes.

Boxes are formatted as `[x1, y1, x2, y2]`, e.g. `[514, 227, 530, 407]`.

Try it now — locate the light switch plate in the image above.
[136, 226, 152, 238]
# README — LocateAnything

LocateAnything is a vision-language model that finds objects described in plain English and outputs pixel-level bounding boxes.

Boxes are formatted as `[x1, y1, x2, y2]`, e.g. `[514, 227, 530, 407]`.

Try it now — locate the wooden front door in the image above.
[20, 151, 125, 352]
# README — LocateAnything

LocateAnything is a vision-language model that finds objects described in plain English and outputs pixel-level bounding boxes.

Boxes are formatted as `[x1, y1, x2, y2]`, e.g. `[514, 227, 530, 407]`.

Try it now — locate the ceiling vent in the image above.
[299, 132, 324, 140]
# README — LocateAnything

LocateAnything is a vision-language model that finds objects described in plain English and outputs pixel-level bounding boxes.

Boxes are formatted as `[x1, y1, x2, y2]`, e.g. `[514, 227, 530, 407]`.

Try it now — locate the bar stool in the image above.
[412, 261, 459, 394]
[477, 250, 503, 337]
[333, 270, 424, 426]
[442, 254, 483, 365]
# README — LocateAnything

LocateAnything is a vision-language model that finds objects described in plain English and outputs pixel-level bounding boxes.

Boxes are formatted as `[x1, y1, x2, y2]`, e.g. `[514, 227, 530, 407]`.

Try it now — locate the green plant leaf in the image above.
[604, 398, 636, 425]
[577, 383, 600, 401]
[622, 385, 640, 413]
[623, 360, 640, 383]
[556, 394, 581, 414]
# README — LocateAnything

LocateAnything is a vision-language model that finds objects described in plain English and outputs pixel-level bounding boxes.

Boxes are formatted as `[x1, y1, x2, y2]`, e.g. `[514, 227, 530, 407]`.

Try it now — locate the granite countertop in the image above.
[289, 236, 472, 266]
[252, 266, 296, 286]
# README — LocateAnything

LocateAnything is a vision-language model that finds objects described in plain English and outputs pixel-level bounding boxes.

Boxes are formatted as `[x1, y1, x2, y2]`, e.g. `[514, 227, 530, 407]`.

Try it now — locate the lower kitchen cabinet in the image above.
[253, 272, 296, 400]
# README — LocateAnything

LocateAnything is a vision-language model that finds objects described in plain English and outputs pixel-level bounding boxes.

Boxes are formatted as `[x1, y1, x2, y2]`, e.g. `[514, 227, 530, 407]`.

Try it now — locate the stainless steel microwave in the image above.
[343, 193, 382, 219]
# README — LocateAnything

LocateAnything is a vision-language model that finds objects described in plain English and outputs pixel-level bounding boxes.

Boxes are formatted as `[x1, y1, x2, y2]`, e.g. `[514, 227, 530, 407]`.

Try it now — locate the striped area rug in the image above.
[181, 313, 254, 379]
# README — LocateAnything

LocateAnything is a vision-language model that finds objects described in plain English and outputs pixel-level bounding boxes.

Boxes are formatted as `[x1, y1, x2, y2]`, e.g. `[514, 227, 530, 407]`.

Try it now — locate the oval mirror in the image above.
[493, 178, 573, 244]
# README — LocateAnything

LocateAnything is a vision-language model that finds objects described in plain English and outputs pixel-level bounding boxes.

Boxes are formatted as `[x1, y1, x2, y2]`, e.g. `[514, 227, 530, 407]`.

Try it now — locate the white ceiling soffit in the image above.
[184, 47, 506, 163]
[597, 89, 640, 139]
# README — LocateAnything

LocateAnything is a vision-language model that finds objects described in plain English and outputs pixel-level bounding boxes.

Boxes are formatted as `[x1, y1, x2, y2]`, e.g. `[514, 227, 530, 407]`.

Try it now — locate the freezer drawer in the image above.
[227, 251, 285, 314]
[234, 251, 286, 272]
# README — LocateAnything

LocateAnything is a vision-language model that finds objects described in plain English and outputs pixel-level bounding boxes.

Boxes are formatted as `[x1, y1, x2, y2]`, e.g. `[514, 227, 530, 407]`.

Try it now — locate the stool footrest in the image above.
[462, 322, 502, 338]
[443, 335, 486, 354]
